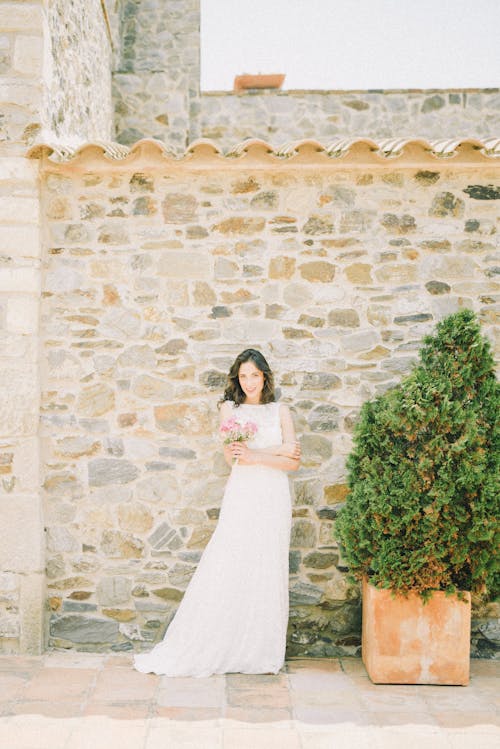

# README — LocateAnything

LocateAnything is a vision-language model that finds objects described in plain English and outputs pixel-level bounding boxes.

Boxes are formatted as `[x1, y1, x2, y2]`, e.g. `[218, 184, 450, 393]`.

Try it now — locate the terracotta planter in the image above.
[233, 74, 285, 92]
[362, 577, 471, 685]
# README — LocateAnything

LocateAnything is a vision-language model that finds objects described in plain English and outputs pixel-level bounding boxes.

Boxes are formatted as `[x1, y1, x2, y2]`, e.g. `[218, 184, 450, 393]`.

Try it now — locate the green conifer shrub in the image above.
[336, 309, 499, 598]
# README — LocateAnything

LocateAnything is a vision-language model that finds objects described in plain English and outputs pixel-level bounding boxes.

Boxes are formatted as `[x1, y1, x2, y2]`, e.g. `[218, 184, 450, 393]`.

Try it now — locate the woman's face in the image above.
[238, 360, 265, 404]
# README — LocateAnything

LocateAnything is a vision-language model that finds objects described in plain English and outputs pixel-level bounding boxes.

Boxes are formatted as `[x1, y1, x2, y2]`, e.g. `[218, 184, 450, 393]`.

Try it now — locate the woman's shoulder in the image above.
[219, 399, 236, 417]
[277, 401, 294, 421]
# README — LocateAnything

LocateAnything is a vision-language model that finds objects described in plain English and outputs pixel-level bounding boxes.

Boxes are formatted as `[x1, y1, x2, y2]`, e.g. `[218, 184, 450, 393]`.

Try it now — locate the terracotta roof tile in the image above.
[27, 137, 500, 166]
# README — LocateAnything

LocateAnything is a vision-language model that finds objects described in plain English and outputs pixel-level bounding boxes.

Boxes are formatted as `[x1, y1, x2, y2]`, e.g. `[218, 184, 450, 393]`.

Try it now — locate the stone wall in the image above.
[110, 0, 500, 151]
[0, 154, 43, 654]
[113, 0, 200, 147]
[43, 0, 113, 144]
[0, 0, 45, 155]
[0, 0, 45, 655]
[37, 146, 499, 656]
[200, 89, 500, 152]
[0, 0, 113, 655]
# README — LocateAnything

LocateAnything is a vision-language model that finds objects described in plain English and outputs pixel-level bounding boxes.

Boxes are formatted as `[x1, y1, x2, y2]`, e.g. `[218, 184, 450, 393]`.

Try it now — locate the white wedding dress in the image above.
[133, 401, 292, 677]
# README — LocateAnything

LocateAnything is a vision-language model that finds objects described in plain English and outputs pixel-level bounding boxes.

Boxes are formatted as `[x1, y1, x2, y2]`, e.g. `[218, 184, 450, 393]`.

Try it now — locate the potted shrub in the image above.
[336, 310, 499, 684]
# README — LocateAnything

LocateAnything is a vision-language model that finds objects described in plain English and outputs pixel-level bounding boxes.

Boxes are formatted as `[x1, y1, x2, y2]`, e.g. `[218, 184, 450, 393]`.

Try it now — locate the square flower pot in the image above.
[233, 74, 285, 92]
[362, 577, 471, 685]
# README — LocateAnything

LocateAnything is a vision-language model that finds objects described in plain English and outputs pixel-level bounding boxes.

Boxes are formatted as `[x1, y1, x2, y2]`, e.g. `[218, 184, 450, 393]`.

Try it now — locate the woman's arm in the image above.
[228, 404, 300, 471]
[219, 400, 238, 467]
[258, 442, 301, 459]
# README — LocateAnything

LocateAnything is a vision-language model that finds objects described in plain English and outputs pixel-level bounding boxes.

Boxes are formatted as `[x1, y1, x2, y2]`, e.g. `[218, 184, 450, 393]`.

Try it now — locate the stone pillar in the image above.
[113, 0, 201, 148]
[0, 1, 44, 653]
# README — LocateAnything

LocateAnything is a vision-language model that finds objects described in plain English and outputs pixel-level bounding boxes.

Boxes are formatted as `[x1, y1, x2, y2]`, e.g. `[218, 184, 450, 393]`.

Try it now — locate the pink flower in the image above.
[219, 418, 258, 444]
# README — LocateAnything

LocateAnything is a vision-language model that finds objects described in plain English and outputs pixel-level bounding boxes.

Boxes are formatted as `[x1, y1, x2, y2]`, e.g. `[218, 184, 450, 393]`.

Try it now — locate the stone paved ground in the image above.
[0, 654, 498, 748]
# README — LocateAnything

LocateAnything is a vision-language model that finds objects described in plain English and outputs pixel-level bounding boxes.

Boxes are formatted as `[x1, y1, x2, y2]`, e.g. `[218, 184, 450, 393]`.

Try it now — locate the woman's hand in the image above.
[228, 441, 257, 465]
[277, 441, 301, 460]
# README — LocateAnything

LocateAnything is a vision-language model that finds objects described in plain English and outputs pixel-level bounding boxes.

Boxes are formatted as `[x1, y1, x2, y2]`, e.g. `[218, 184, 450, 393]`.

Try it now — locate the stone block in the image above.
[76, 383, 115, 417]
[13, 35, 42, 76]
[46, 526, 79, 554]
[299, 261, 335, 282]
[99, 308, 141, 338]
[250, 191, 278, 209]
[300, 434, 332, 463]
[293, 479, 321, 506]
[167, 563, 196, 587]
[375, 263, 418, 284]
[323, 568, 351, 601]
[19, 572, 44, 654]
[291, 519, 317, 548]
[100, 530, 144, 559]
[0, 197, 39, 223]
[341, 330, 378, 352]
[192, 281, 216, 305]
[0, 267, 40, 294]
[54, 436, 100, 459]
[0, 617, 19, 638]
[429, 191, 465, 218]
[97, 576, 132, 606]
[50, 614, 119, 644]
[0, 225, 40, 257]
[380, 213, 417, 234]
[88, 459, 139, 487]
[214, 257, 238, 279]
[97, 223, 129, 244]
[269, 256, 295, 279]
[0, 5, 43, 32]
[367, 304, 392, 326]
[283, 282, 313, 307]
[0, 157, 38, 182]
[344, 263, 373, 284]
[328, 309, 360, 327]
[0, 572, 17, 592]
[289, 550, 301, 574]
[162, 193, 197, 222]
[394, 312, 433, 325]
[0, 495, 43, 573]
[0, 80, 41, 109]
[340, 209, 375, 233]
[45, 266, 83, 293]
[213, 217, 265, 234]
[303, 551, 339, 569]
[421, 255, 476, 280]
[307, 404, 340, 432]
[302, 215, 334, 234]
[118, 502, 154, 533]
[152, 587, 183, 601]
[132, 375, 173, 401]
[4, 436, 38, 493]
[324, 483, 349, 504]
[157, 251, 211, 278]
[289, 581, 323, 605]
[118, 345, 157, 369]
[6, 296, 38, 334]
[148, 521, 182, 551]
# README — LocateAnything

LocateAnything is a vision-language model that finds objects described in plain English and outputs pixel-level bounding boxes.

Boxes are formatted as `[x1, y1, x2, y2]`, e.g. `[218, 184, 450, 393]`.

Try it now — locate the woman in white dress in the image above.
[133, 349, 300, 677]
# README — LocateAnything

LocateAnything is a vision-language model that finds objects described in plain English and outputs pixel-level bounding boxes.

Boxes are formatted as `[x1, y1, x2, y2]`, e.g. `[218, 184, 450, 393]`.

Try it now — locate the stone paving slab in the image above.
[0, 654, 497, 748]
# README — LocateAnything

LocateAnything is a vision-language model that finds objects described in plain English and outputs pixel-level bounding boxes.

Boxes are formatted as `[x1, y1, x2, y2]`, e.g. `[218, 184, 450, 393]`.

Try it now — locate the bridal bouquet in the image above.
[219, 417, 258, 445]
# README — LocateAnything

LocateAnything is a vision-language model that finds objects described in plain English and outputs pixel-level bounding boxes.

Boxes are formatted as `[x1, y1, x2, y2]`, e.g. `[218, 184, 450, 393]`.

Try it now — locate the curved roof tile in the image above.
[27, 137, 500, 165]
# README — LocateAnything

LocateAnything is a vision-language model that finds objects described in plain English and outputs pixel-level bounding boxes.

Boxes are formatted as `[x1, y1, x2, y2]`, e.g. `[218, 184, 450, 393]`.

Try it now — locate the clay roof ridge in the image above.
[26, 136, 500, 163]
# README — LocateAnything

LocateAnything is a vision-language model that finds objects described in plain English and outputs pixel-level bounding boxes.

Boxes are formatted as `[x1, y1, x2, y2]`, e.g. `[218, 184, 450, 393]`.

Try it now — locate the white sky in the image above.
[201, 0, 500, 91]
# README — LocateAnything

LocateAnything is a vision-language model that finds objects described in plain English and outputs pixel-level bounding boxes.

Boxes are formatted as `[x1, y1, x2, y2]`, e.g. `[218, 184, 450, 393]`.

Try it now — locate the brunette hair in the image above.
[220, 349, 275, 407]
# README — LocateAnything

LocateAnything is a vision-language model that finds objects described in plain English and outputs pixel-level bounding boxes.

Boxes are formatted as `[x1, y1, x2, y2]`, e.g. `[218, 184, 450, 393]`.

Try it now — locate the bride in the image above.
[133, 348, 301, 677]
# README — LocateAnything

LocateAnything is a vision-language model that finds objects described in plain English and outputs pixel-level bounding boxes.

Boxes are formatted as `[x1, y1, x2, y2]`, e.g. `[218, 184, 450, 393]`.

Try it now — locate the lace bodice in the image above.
[229, 401, 283, 450]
